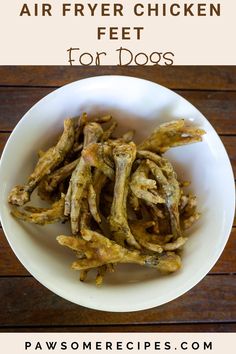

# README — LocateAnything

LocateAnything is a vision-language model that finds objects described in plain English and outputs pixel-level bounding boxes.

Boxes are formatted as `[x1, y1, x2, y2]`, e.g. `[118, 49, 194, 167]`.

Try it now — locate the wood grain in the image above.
[221, 136, 236, 176]
[211, 227, 236, 273]
[0, 229, 29, 276]
[0, 227, 235, 276]
[179, 90, 236, 135]
[0, 67, 236, 90]
[0, 133, 9, 156]
[0, 66, 236, 330]
[1, 323, 236, 332]
[0, 275, 235, 326]
[0, 87, 52, 131]
[1, 87, 236, 134]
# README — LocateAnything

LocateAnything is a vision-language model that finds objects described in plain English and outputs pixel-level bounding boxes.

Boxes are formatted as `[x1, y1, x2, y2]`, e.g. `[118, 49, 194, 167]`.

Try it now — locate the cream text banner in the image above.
[0, 333, 235, 353]
[0, 1, 235, 65]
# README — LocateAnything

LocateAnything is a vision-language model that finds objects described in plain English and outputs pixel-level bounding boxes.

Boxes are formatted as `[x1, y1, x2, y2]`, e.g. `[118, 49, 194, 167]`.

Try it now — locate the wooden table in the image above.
[0, 66, 235, 333]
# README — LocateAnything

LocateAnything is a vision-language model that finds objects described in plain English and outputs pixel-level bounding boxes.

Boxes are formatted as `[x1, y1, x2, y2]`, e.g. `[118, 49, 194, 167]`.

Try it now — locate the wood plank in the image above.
[0, 67, 236, 91]
[221, 136, 236, 176]
[1, 323, 236, 332]
[0, 87, 52, 131]
[0, 229, 29, 276]
[176, 90, 236, 135]
[0, 133, 9, 157]
[1, 87, 236, 134]
[0, 227, 235, 276]
[1, 134, 236, 175]
[0, 275, 235, 326]
[211, 227, 236, 273]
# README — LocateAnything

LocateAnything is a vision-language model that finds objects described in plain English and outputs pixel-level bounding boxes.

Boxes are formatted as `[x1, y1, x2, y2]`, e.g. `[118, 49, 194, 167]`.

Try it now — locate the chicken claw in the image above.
[57, 229, 181, 273]
[8, 119, 75, 206]
[65, 122, 103, 234]
[138, 119, 205, 153]
[40, 158, 80, 193]
[146, 159, 182, 239]
[130, 221, 163, 253]
[109, 142, 140, 249]
[11, 195, 66, 225]
[82, 143, 114, 180]
[130, 160, 165, 205]
[83, 122, 103, 147]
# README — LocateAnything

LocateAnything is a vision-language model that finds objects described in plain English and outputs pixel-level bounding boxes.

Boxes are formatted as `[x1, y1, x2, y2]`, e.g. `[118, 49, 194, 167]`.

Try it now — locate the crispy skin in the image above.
[87, 169, 108, 227]
[94, 115, 112, 124]
[8, 116, 204, 285]
[143, 201, 164, 234]
[121, 130, 135, 143]
[64, 182, 72, 216]
[79, 198, 91, 231]
[74, 113, 87, 144]
[130, 160, 164, 205]
[151, 252, 182, 273]
[128, 191, 140, 211]
[138, 119, 205, 153]
[92, 170, 112, 237]
[95, 264, 113, 287]
[67, 158, 90, 234]
[79, 195, 112, 285]
[93, 170, 107, 209]
[40, 158, 80, 193]
[102, 130, 135, 150]
[11, 195, 66, 225]
[24, 206, 49, 213]
[107, 130, 135, 146]
[130, 221, 163, 253]
[8, 119, 75, 206]
[137, 150, 163, 164]
[137, 151, 185, 236]
[146, 159, 181, 239]
[144, 200, 165, 220]
[180, 194, 201, 230]
[57, 229, 181, 273]
[138, 150, 179, 179]
[131, 220, 186, 252]
[109, 142, 140, 249]
[102, 121, 118, 141]
[82, 143, 114, 180]
[8, 185, 32, 207]
[182, 214, 200, 230]
[74, 114, 111, 147]
[181, 194, 197, 216]
[65, 122, 103, 234]
[88, 184, 101, 223]
[179, 194, 189, 211]
[163, 237, 187, 251]
[37, 182, 56, 202]
[66, 113, 87, 160]
[83, 122, 103, 147]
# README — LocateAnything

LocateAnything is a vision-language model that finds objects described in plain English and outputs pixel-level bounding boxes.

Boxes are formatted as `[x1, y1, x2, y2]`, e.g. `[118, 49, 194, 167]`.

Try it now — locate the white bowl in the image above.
[0, 76, 235, 312]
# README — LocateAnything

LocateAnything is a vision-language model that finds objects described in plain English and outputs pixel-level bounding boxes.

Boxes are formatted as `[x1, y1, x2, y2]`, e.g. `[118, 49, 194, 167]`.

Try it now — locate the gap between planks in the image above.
[1, 321, 236, 330]
[0, 66, 236, 91]
[1, 85, 236, 93]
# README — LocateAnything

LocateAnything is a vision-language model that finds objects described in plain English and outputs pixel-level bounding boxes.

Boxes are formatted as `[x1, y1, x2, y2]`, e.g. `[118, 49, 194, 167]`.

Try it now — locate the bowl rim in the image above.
[0, 75, 235, 312]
